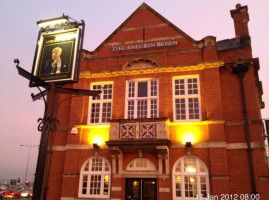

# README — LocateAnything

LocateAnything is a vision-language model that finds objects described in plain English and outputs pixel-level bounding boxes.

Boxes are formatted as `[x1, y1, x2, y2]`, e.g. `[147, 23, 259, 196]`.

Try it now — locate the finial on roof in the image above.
[236, 4, 241, 9]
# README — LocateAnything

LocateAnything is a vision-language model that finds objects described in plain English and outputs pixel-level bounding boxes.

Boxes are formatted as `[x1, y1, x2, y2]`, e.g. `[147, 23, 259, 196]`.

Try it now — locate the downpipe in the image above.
[232, 64, 257, 195]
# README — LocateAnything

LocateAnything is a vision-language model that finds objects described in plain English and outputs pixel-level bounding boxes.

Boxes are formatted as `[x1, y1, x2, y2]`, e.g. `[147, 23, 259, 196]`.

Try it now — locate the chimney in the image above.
[230, 4, 249, 39]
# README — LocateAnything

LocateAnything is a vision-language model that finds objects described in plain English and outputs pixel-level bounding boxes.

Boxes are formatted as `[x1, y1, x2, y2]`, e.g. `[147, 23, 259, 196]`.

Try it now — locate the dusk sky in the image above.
[1, 0, 269, 182]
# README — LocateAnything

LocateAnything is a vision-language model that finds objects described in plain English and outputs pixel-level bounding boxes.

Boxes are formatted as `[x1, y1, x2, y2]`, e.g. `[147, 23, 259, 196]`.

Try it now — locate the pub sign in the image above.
[32, 28, 80, 83]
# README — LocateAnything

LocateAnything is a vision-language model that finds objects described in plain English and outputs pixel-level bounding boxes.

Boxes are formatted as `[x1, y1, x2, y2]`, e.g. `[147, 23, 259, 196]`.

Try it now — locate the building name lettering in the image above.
[45, 33, 76, 44]
[112, 40, 178, 52]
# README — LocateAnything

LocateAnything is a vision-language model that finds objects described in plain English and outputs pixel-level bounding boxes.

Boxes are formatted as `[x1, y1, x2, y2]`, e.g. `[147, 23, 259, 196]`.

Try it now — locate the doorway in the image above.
[125, 178, 157, 200]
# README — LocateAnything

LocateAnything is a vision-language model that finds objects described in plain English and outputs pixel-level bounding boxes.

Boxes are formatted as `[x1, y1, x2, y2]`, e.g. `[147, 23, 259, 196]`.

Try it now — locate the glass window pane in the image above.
[150, 99, 157, 118]
[175, 161, 181, 172]
[92, 85, 101, 100]
[102, 102, 111, 123]
[188, 98, 200, 120]
[90, 83, 113, 124]
[199, 161, 205, 172]
[84, 162, 89, 171]
[137, 100, 147, 118]
[188, 78, 198, 95]
[173, 157, 208, 199]
[174, 77, 200, 121]
[126, 79, 158, 119]
[184, 157, 196, 173]
[175, 79, 185, 96]
[151, 80, 157, 96]
[91, 103, 100, 123]
[103, 84, 113, 99]
[175, 99, 186, 120]
[128, 82, 135, 97]
[82, 157, 111, 197]
[138, 81, 148, 97]
[128, 100, 134, 119]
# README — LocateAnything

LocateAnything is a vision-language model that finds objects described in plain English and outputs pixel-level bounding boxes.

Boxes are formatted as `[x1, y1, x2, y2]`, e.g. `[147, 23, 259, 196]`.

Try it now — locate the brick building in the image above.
[43, 3, 269, 200]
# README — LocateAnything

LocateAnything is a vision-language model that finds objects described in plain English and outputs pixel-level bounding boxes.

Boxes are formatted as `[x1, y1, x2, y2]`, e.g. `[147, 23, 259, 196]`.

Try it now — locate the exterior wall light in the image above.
[185, 141, 192, 148]
[71, 127, 78, 134]
[93, 143, 100, 157]
[93, 143, 100, 149]
[37, 15, 69, 29]
[185, 141, 192, 156]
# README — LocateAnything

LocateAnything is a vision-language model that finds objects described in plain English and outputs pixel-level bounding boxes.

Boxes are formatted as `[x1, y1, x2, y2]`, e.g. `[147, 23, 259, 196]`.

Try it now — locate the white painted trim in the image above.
[172, 75, 201, 122]
[159, 188, 170, 192]
[226, 142, 264, 149]
[52, 145, 66, 151]
[172, 156, 209, 199]
[87, 82, 114, 124]
[52, 142, 264, 151]
[125, 78, 159, 119]
[78, 156, 111, 199]
[126, 158, 156, 171]
[171, 142, 264, 149]
[111, 187, 122, 191]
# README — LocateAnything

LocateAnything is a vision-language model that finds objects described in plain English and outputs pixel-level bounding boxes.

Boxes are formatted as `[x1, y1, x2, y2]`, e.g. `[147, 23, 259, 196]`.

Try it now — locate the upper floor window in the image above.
[125, 79, 158, 119]
[173, 76, 201, 121]
[88, 82, 113, 124]
[79, 156, 111, 198]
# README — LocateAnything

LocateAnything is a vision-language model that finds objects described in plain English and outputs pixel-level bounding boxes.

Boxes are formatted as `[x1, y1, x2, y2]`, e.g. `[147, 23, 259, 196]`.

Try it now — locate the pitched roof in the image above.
[217, 38, 242, 51]
[87, 2, 198, 54]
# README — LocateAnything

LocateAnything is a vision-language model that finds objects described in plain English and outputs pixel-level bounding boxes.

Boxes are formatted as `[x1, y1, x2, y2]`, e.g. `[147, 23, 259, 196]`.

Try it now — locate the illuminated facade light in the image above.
[185, 141, 192, 148]
[37, 15, 69, 28]
[93, 143, 100, 149]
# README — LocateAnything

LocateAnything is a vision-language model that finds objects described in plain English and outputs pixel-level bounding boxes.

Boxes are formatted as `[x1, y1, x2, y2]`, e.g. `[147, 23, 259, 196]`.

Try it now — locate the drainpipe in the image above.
[232, 64, 257, 195]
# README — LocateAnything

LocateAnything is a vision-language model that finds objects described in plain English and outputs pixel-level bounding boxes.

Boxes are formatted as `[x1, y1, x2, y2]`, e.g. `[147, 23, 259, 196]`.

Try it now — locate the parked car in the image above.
[4, 190, 21, 199]
[20, 190, 32, 198]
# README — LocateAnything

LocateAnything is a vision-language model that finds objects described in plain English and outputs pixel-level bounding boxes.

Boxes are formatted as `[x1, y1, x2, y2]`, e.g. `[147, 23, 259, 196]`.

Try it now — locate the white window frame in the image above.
[78, 156, 111, 198]
[173, 76, 201, 121]
[125, 78, 159, 119]
[126, 158, 156, 171]
[88, 82, 113, 124]
[172, 156, 209, 200]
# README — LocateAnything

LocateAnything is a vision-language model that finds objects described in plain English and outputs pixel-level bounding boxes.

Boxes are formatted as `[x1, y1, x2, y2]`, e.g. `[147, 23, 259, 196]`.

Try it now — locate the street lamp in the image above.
[20, 145, 38, 185]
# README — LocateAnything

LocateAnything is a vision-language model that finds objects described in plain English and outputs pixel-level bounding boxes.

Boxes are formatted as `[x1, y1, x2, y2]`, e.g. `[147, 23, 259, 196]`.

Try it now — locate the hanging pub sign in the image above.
[32, 28, 81, 83]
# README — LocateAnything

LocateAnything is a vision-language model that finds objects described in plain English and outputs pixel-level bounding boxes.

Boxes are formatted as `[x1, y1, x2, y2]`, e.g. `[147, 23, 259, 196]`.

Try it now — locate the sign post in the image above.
[14, 15, 101, 200]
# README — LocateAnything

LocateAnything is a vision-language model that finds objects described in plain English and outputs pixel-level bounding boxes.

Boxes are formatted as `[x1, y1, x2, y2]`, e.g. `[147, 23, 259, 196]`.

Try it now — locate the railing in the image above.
[109, 118, 169, 140]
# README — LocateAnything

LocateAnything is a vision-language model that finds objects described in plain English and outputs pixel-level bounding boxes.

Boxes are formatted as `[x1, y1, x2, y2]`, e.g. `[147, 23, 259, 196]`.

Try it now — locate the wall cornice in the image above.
[80, 61, 224, 79]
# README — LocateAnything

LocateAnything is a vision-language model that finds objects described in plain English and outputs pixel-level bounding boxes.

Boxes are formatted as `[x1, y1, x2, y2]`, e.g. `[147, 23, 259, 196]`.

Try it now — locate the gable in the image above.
[90, 3, 200, 57]
[80, 3, 220, 73]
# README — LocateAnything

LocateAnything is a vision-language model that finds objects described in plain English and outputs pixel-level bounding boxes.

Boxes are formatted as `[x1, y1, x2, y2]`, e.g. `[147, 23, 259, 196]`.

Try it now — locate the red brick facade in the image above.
[42, 3, 269, 200]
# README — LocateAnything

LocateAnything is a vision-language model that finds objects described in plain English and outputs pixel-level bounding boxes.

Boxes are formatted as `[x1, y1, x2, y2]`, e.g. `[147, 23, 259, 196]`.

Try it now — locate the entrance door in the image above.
[125, 178, 157, 200]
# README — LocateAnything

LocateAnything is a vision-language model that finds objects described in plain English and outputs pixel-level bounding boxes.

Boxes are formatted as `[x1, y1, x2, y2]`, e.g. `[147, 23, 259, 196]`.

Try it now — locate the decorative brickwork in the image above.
[120, 123, 136, 139]
[139, 122, 156, 138]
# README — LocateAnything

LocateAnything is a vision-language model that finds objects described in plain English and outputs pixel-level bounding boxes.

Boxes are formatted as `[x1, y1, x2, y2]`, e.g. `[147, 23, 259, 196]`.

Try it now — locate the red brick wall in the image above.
[43, 3, 269, 200]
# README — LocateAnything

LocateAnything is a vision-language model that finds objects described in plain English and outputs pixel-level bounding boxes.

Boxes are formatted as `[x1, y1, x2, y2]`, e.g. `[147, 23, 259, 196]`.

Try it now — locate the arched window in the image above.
[78, 156, 111, 198]
[126, 158, 156, 171]
[172, 156, 209, 199]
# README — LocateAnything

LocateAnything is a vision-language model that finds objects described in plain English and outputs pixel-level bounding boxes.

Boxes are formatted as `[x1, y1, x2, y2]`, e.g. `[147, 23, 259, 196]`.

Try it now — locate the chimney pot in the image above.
[236, 4, 241, 9]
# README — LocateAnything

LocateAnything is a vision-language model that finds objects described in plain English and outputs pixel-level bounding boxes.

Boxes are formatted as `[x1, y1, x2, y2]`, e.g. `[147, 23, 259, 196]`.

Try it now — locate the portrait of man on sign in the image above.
[41, 47, 69, 75]
[33, 28, 80, 83]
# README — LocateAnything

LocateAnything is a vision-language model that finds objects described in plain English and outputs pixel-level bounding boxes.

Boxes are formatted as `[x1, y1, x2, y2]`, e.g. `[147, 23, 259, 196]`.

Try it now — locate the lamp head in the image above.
[185, 141, 192, 148]
[37, 15, 70, 29]
[93, 143, 100, 149]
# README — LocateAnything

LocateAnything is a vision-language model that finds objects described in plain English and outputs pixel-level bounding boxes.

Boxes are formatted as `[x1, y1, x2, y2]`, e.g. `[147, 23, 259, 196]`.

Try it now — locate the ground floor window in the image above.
[78, 156, 111, 198]
[172, 156, 209, 199]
